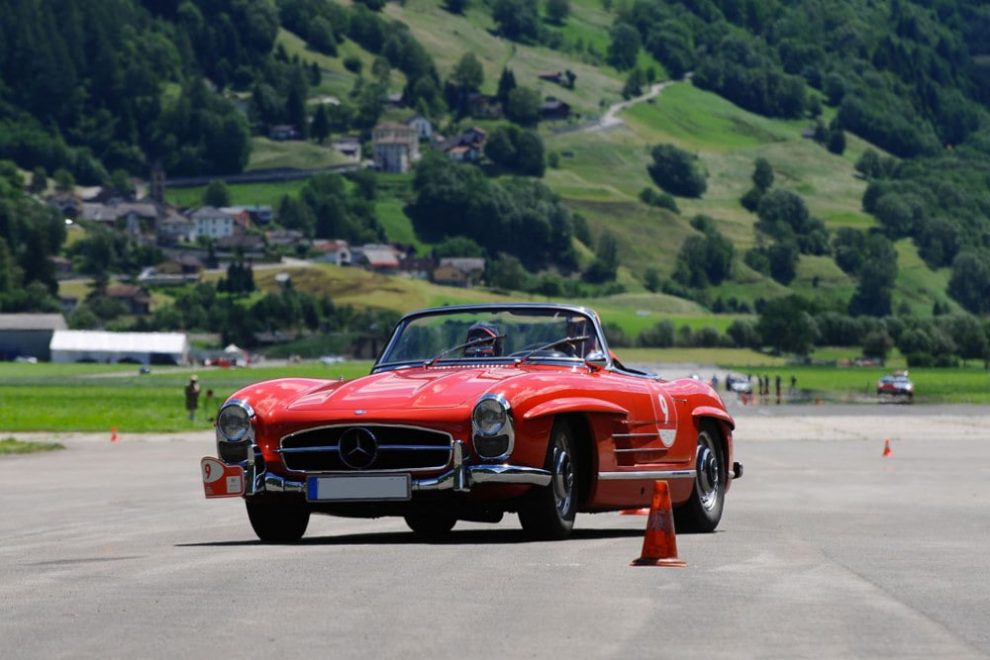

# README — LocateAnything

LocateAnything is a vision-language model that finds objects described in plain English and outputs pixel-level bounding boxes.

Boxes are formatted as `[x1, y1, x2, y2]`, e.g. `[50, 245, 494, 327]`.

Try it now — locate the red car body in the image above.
[202, 304, 741, 541]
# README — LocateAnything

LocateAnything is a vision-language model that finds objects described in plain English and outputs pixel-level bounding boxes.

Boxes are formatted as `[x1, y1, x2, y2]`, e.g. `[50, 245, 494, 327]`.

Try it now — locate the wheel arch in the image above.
[552, 412, 596, 511]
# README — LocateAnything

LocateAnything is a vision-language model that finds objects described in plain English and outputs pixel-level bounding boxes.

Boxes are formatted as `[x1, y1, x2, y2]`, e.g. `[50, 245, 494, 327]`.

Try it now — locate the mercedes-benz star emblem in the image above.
[339, 427, 378, 470]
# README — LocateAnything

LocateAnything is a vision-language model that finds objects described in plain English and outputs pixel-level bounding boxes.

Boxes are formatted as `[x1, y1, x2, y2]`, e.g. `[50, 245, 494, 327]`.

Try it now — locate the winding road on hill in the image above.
[573, 80, 674, 134]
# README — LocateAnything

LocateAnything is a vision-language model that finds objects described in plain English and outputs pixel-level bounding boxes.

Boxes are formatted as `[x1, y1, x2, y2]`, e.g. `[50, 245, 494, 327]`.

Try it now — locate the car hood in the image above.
[285, 366, 521, 413]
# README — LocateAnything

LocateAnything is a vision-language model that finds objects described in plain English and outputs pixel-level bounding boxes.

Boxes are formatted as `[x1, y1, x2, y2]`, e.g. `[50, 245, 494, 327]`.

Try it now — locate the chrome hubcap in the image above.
[551, 436, 574, 516]
[696, 433, 721, 511]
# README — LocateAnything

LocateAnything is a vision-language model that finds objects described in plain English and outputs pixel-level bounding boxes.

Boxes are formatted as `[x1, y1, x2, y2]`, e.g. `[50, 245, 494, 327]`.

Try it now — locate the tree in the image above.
[505, 86, 542, 126]
[583, 232, 619, 283]
[492, 0, 540, 43]
[29, 167, 48, 194]
[752, 158, 774, 191]
[496, 68, 517, 106]
[607, 23, 640, 70]
[948, 250, 990, 315]
[768, 241, 799, 285]
[451, 53, 484, 93]
[546, 0, 570, 24]
[757, 295, 818, 356]
[311, 104, 330, 144]
[647, 144, 707, 198]
[444, 0, 469, 13]
[53, 168, 75, 192]
[202, 180, 231, 207]
[862, 329, 893, 361]
[622, 68, 644, 100]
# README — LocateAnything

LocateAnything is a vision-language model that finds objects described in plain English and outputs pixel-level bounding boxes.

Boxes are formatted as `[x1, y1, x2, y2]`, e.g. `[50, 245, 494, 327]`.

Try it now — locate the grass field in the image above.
[0, 362, 372, 433]
[246, 137, 349, 172]
[1, 356, 986, 433]
[165, 179, 310, 208]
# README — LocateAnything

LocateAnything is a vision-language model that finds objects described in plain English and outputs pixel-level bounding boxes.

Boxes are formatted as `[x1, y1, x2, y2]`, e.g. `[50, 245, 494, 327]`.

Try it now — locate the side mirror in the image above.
[584, 350, 608, 370]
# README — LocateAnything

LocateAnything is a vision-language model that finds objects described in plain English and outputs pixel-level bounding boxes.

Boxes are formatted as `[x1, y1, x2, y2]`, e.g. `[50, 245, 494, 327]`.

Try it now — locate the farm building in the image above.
[49, 330, 189, 365]
[0, 314, 67, 361]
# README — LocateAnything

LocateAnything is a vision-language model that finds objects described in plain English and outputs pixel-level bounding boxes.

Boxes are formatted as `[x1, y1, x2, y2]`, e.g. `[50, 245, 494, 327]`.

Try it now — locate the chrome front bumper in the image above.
[247, 440, 551, 497]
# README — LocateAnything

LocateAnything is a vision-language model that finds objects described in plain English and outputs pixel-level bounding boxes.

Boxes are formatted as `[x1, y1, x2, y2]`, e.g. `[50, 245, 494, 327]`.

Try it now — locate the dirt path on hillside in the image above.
[579, 80, 674, 133]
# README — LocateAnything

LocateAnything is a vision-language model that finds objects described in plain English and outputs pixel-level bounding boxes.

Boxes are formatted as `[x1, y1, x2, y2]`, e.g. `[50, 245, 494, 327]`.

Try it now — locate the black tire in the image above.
[518, 418, 579, 540]
[245, 497, 310, 543]
[674, 423, 725, 533]
[404, 512, 457, 538]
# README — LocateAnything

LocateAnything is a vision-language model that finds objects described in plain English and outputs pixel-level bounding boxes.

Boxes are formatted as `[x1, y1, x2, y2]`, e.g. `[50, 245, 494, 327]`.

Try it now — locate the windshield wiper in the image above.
[516, 335, 592, 364]
[423, 334, 506, 367]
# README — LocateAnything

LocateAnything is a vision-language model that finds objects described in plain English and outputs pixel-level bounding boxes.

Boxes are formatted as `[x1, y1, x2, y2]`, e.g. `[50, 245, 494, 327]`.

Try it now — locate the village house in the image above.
[540, 98, 572, 120]
[438, 127, 487, 161]
[106, 284, 152, 315]
[265, 228, 306, 248]
[352, 243, 402, 273]
[189, 206, 236, 241]
[332, 137, 362, 161]
[156, 209, 194, 246]
[372, 122, 420, 173]
[405, 115, 433, 141]
[312, 239, 352, 266]
[433, 257, 485, 287]
[268, 124, 300, 141]
[467, 93, 502, 119]
[537, 70, 565, 84]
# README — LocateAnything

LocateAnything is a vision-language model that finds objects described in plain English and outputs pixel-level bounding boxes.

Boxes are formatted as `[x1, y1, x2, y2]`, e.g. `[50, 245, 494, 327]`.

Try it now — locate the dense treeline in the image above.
[0, 163, 65, 312]
[613, 1, 989, 154]
[409, 155, 578, 274]
[0, 0, 264, 179]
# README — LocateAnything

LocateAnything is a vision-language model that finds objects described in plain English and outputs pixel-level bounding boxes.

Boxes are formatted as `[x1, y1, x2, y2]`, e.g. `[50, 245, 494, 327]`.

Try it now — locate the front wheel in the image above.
[246, 497, 310, 543]
[518, 419, 579, 540]
[674, 423, 725, 533]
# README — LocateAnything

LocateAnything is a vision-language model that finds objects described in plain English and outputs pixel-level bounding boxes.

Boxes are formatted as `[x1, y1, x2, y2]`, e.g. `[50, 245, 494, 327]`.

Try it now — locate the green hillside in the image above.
[3, 0, 990, 366]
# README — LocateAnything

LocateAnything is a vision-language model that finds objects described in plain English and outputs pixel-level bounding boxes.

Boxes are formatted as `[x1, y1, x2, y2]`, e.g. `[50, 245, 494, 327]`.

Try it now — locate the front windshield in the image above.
[378, 307, 603, 366]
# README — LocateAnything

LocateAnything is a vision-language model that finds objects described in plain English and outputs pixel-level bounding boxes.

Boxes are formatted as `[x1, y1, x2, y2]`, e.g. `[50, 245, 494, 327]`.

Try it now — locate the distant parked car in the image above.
[877, 372, 914, 402]
[725, 374, 752, 394]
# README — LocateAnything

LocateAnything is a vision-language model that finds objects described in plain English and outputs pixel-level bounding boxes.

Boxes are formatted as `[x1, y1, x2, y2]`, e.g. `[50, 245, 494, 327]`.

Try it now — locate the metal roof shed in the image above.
[50, 330, 189, 365]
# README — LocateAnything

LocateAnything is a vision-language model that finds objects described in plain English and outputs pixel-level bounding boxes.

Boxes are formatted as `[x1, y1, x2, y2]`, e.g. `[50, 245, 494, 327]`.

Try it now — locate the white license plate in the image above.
[306, 474, 411, 502]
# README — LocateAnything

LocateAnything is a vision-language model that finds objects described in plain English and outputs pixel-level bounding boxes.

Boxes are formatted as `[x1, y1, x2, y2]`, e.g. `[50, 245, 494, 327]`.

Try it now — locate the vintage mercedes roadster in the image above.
[201, 303, 741, 542]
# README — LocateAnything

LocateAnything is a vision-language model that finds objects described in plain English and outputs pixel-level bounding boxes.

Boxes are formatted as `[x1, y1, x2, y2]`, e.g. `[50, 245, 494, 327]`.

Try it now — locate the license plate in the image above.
[307, 474, 411, 502]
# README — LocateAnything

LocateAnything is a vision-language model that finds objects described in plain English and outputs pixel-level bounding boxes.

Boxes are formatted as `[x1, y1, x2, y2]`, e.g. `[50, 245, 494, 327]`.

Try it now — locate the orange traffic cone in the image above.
[110, 427, 119, 443]
[620, 508, 650, 516]
[882, 438, 892, 457]
[631, 480, 687, 567]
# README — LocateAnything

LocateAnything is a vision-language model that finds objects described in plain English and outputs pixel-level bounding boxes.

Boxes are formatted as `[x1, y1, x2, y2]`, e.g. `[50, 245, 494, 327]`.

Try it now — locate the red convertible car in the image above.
[201, 304, 741, 542]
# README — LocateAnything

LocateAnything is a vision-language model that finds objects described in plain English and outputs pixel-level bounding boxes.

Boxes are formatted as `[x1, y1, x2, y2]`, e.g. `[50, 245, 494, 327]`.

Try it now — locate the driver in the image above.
[464, 322, 502, 357]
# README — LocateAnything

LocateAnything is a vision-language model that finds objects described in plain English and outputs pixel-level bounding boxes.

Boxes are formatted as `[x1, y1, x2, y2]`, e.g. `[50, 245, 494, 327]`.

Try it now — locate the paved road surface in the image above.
[2, 404, 988, 658]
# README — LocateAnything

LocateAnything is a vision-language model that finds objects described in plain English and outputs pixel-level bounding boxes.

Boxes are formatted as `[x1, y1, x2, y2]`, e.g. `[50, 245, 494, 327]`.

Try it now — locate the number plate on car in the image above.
[306, 474, 411, 502]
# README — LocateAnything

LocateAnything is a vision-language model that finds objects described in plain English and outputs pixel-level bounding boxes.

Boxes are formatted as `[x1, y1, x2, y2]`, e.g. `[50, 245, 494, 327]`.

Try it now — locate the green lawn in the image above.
[0, 362, 372, 433]
[0, 437, 65, 454]
[246, 137, 349, 172]
[165, 179, 310, 208]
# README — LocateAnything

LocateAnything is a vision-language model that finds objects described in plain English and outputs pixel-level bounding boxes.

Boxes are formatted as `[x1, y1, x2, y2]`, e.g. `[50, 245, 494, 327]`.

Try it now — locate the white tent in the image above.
[50, 330, 189, 365]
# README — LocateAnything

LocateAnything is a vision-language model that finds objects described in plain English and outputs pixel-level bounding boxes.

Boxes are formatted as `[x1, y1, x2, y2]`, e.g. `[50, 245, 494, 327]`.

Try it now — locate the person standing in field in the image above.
[185, 375, 201, 421]
[204, 388, 217, 422]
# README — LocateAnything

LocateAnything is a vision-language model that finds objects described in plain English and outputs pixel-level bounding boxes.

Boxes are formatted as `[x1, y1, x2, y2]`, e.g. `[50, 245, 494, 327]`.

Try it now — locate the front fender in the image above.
[522, 397, 627, 421]
[691, 405, 735, 430]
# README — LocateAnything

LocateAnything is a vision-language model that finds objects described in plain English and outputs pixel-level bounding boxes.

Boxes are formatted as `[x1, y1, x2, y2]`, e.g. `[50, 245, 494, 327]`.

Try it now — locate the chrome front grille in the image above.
[278, 424, 453, 473]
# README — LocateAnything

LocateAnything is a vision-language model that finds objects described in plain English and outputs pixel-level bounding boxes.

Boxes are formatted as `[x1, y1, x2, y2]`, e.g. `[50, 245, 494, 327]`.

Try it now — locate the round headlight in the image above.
[217, 403, 252, 442]
[472, 397, 508, 437]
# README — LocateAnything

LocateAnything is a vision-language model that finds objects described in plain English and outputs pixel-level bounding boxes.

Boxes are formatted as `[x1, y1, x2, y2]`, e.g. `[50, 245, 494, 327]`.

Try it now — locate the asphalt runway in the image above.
[2, 404, 989, 658]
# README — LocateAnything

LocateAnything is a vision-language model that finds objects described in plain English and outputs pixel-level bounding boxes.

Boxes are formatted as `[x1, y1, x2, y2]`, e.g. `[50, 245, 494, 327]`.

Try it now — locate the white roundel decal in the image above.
[656, 392, 678, 448]
[202, 457, 225, 484]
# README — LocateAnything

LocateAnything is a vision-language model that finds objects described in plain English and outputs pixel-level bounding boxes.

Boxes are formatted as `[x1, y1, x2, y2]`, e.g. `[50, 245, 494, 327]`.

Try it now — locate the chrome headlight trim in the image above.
[472, 393, 515, 460]
[217, 399, 255, 443]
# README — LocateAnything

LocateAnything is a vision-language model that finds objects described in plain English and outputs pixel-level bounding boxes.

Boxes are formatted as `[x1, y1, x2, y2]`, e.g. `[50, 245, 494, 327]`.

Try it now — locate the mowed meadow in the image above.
[2, 356, 987, 434]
